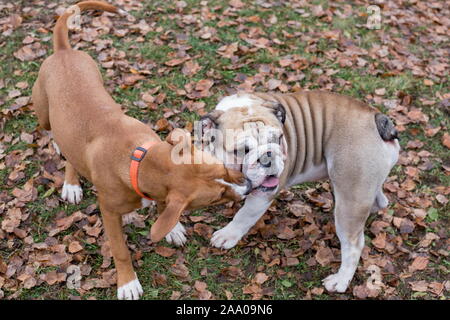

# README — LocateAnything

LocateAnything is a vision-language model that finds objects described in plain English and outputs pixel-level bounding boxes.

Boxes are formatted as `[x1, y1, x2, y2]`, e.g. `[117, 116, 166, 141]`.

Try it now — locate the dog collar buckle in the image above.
[131, 146, 148, 162]
[130, 142, 156, 201]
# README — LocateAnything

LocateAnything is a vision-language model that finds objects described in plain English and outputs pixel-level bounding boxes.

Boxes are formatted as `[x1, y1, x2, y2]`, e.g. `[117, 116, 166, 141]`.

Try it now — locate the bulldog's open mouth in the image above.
[256, 175, 279, 192]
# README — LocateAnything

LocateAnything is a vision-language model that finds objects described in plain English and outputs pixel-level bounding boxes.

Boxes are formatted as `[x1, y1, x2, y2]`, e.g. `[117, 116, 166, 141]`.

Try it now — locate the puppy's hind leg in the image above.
[61, 162, 83, 204]
[32, 76, 62, 155]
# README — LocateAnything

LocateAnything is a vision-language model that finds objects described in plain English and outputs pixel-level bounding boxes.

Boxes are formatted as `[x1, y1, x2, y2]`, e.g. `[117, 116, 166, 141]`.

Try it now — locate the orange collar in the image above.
[130, 141, 157, 201]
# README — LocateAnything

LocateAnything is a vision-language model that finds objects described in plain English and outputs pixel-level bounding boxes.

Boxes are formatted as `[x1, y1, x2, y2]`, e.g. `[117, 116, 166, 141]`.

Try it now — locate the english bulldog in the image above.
[193, 90, 400, 293]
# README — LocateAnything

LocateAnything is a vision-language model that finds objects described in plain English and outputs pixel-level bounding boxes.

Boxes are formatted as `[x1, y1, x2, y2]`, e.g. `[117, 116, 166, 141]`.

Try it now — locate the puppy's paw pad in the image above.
[61, 182, 83, 204]
[117, 278, 143, 300]
[322, 273, 350, 293]
[165, 223, 187, 246]
[210, 226, 242, 249]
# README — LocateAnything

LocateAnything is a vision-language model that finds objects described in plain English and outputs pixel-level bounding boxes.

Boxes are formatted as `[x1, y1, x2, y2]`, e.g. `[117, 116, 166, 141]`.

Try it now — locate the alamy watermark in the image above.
[366, 5, 381, 30]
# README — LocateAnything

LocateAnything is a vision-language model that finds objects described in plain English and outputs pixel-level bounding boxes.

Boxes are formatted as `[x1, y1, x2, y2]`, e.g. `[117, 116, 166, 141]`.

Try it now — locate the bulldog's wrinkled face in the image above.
[196, 94, 287, 195]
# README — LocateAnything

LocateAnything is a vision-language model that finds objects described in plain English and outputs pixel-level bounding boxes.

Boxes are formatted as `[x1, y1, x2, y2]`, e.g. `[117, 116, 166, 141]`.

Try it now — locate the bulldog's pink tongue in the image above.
[261, 176, 279, 188]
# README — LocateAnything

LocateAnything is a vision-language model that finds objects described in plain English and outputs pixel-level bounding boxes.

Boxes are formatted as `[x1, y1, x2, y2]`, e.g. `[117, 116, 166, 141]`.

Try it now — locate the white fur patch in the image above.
[211, 224, 244, 249]
[215, 179, 247, 197]
[165, 222, 187, 246]
[52, 140, 61, 155]
[61, 182, 83, 204]
[117, 278, 143, 300]
[47, 131, 61, 155]
[216, 94, 260, 112]
[323, 273, 351, 293]
[141, 198, 154, 208]
[117, 8, 129, 17]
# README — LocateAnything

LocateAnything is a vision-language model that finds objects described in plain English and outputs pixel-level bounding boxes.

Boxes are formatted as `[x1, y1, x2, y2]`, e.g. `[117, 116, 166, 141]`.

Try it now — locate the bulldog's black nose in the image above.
[258, 152, 272, 168]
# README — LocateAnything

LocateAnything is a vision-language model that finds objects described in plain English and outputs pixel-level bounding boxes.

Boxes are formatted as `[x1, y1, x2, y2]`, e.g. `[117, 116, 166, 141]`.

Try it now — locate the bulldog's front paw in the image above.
[322, 273, 351, 293]
[165, 222, 187, 246]
[117, 278, 143, 300]
[211, 225, 243, 249]
[61, 182, 83, 204]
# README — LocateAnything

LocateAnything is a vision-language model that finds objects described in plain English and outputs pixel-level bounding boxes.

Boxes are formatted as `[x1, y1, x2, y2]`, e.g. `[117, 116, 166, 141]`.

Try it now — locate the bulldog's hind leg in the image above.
[322, 198, 372, 292]
[371, 189, 389, 213]
[61, 162, 83, 204]
[323, 154, 388, 292]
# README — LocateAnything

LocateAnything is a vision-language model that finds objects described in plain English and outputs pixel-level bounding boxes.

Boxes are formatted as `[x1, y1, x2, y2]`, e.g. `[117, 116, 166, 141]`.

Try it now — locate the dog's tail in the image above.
[53, 1, 124, 52]
[375, 113, 399, 141]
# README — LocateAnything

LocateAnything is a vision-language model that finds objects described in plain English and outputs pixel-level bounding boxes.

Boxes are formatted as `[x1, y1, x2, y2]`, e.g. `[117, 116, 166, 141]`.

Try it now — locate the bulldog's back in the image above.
[253, 90, 383, 184]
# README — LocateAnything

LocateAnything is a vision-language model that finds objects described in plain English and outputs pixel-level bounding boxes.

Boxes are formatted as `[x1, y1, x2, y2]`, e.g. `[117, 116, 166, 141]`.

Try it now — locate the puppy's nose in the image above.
[258, 152, 272, 168]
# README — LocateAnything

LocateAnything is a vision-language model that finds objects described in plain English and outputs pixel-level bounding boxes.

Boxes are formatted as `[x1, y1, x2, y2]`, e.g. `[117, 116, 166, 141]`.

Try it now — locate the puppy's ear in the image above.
[225, 168, 245, 185]
[150, 191, 188, 242]
[273, 103, 286, 124]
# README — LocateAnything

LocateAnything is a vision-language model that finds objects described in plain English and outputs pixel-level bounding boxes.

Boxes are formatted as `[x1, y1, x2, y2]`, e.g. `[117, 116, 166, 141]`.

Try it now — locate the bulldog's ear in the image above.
[199, 110, 224, 132]
[273, 103, 286, 124]
[195, 110, 224, 145]
[150, 191, 188, 242]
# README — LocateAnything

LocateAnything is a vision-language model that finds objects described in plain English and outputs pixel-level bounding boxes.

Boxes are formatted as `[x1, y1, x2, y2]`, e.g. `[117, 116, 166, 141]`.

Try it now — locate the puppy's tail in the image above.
[375, 113, 399, 141]
[53, 1, 125, 52]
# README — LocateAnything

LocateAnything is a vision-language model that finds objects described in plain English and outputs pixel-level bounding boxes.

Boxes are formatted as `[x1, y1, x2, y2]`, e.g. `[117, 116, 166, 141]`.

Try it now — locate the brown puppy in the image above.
[31, 1, 249, 300]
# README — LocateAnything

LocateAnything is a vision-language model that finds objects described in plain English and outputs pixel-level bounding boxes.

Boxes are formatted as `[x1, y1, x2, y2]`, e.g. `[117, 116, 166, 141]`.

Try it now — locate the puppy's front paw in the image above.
[165, 222, 187, 246]
[61, 182, 83, 204]
[322, 273, 350, 293]
[211, 225, 243, 249]
[117, 278, 143, 300]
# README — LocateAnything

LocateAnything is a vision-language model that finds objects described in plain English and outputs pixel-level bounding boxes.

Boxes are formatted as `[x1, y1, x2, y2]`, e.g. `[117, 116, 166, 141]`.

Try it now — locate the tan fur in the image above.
[31, 1, 245, 293]
[206, 90, 400, 292]
[252, 91, 381, 185]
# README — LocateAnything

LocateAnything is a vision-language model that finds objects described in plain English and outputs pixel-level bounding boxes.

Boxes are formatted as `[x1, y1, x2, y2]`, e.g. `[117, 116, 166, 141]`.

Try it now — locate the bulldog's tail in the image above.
[375, 113, 399, 141]
[53, 1, 124, 52]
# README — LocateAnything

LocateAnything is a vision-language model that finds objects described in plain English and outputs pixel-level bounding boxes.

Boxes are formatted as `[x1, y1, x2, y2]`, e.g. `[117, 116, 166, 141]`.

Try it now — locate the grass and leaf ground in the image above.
[0, 0, 448, 300]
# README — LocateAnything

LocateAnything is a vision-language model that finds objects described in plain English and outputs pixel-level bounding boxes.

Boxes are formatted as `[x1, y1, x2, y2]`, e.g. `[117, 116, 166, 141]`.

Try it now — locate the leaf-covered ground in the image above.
[0, 0, 448, 300]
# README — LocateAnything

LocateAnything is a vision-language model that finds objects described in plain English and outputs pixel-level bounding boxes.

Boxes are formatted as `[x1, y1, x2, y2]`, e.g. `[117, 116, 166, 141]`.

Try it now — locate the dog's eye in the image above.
[234, 146, 250, 157]
[210, 136, 216, 142]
